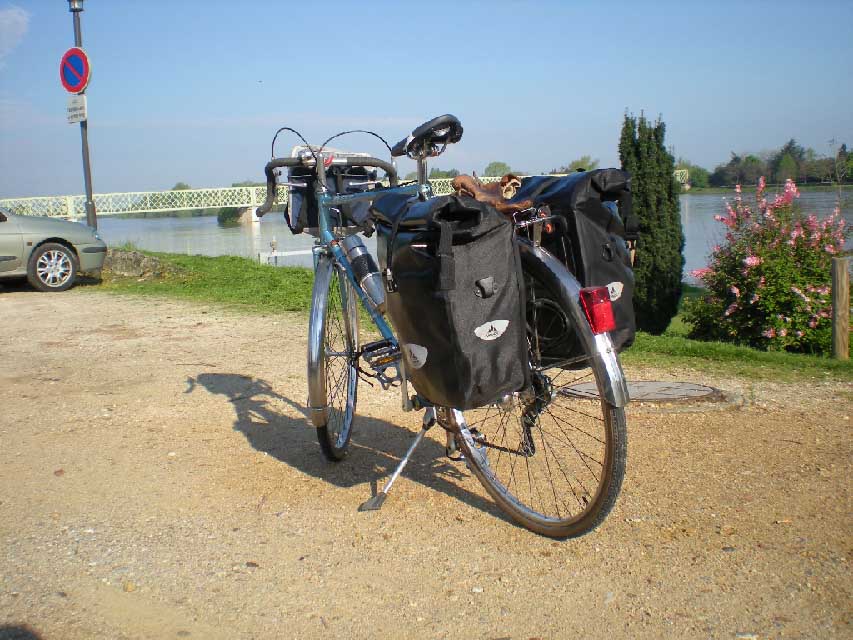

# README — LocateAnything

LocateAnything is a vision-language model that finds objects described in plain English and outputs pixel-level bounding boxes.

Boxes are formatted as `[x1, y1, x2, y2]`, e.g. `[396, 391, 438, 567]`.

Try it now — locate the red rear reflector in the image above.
[579, 286, 616, 334]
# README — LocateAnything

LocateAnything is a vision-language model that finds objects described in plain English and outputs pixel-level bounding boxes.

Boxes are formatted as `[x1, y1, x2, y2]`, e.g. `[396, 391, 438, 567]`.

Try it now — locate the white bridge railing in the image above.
[1, 170, 689, 219]
[0, 179, 488, 219]
[0, 185, 289, 219]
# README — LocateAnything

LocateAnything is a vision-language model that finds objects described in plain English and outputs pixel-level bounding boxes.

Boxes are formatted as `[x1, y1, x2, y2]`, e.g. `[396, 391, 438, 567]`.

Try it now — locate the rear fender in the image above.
[518, 239, 630, 408]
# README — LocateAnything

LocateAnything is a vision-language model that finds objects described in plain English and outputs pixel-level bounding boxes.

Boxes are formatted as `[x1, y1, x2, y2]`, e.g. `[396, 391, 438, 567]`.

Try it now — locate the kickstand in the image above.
[358, 408, 436, 512]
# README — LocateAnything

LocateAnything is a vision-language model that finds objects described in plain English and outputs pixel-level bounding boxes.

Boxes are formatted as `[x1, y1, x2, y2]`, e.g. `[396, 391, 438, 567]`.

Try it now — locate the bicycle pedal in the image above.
[361, 339, 395, 357]
[360, 340, 402, 390]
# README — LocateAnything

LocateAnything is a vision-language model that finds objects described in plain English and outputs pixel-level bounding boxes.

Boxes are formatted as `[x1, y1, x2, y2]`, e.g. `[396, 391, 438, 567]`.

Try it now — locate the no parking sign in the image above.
[59, 47, 91, 94]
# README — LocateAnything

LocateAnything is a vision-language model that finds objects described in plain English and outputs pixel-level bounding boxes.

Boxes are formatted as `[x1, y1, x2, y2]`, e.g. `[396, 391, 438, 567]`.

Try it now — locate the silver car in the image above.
[0, 209, 107, 292]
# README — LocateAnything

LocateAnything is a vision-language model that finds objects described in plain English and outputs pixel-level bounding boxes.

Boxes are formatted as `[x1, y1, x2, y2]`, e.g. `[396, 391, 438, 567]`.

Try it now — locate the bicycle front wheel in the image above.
[455, 246, 627, 538]
[308, 256, 359, 461]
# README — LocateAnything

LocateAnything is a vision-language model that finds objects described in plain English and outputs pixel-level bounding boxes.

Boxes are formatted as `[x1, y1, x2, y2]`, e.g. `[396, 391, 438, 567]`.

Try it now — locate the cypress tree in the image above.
[619, 112, 685, 334]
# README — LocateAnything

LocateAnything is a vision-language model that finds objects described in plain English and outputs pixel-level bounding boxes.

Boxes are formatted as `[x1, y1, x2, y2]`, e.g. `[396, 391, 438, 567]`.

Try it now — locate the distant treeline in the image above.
[678, 139, 852, 189]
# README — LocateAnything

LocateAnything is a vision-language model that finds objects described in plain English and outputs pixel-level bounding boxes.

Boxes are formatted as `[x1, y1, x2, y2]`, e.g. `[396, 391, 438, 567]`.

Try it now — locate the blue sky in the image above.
[1, 0, 851, 197]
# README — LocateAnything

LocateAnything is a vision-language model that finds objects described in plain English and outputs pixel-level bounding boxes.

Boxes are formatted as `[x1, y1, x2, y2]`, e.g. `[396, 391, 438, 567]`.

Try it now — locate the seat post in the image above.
[417, 156, 428, 186]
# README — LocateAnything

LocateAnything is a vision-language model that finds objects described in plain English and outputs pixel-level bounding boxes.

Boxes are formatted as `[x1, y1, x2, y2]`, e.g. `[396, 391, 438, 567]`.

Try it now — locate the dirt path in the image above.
[1, 289, 850, 639]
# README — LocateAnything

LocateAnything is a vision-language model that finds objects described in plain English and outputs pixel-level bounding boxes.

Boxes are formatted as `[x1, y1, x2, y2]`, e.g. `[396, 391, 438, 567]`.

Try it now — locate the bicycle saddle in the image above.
[391, 114, 463, 158]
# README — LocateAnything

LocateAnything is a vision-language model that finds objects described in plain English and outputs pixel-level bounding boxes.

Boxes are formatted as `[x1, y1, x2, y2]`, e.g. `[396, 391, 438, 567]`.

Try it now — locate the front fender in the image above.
[307, 253, 334, 426]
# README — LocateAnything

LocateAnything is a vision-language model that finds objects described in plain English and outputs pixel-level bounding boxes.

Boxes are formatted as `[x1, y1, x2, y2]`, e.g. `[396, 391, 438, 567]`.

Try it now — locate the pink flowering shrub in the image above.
[684, 178, 848, 353]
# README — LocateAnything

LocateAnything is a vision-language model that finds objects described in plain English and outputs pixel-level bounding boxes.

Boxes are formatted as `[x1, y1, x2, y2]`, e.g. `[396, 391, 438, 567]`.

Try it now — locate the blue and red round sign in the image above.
[59, 47, 91, 94]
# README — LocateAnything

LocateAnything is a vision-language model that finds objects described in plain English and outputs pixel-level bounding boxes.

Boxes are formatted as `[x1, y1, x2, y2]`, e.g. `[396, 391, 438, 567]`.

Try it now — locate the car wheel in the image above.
[26, 242, 79, 292]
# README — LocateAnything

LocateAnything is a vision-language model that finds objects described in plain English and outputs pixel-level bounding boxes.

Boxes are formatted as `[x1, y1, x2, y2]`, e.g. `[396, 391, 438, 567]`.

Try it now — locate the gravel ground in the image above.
[0, 288, 850, 640]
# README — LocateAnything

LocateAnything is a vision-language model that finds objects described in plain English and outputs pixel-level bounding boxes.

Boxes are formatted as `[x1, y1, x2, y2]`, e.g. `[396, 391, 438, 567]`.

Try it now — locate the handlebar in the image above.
[256, 155, 400, 216]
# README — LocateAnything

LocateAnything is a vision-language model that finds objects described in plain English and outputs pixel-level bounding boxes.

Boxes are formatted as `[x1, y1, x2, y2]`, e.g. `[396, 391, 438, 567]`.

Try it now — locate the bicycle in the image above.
[257, 115, 629, 538]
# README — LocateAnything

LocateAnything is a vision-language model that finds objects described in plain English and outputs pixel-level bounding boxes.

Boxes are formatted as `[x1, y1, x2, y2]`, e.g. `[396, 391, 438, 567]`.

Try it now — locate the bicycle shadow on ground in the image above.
[187, 372, 509, 523]
[0, 626, 43, 640]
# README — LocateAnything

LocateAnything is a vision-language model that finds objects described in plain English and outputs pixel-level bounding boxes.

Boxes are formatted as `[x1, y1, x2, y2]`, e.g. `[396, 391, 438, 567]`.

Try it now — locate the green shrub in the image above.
[684, 178, 848, 354]
[619, 112, 685, 334]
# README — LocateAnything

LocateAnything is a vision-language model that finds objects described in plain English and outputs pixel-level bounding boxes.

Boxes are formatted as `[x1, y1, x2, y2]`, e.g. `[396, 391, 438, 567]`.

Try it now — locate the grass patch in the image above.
[97, 251, 852, 381]
[623, 332, 852, 382]
[101, 250, 314, 314]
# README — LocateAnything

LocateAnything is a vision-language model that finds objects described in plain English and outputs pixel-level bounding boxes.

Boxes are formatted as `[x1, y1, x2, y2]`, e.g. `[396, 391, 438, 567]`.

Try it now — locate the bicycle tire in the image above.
[454, 244, 627, 538]
[309, 256, 360, 461]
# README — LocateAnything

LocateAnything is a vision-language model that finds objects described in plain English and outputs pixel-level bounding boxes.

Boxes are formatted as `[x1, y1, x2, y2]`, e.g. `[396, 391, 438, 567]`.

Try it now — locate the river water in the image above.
[97, 191, 851, 279]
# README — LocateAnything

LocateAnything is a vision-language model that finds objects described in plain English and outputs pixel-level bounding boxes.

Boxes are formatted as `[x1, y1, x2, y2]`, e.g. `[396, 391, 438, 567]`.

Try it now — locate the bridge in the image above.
[0, 178, 484, 219]
[0, 171, 690, 219]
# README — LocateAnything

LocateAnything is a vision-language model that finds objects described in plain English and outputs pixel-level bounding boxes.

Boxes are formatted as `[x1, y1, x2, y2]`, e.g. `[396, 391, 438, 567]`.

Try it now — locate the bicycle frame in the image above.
[313, 174, 424, 345]
[304, 156, 432, 418]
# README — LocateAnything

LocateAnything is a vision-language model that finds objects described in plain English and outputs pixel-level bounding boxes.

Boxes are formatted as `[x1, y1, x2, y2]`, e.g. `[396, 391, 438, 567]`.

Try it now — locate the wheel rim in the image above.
[324, 268, 358, 450]
[462, 364, 611, 525]
[460, 265, 615, 528]
[36, 250, 73, 287]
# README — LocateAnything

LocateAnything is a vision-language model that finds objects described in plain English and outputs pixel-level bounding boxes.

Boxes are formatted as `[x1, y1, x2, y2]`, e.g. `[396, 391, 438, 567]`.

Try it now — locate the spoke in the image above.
[549, 397, 606, 424]
[541, 406, 606, 444]
[539, 410, 605, 467]
[539, 422, 604, 470]
[502, 406, 524, 495]
[535, 418, 563, 518]
[537, 422, 592, 510]
[542, 408, 602, 480]
[548, 368, 594, 388]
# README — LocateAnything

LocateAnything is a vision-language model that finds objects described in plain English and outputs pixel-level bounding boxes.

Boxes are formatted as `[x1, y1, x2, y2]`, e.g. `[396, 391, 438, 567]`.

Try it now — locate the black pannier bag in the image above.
[371, 194, 529, 410]
[509, 169, 638, 354]
[285, 149, 377, 234]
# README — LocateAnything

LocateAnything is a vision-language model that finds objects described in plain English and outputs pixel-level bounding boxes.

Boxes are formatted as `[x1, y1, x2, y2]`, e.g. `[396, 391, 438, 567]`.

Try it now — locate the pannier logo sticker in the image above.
[404, 343, 428, 369]
[607, 281, 624, 301]
[475, 320, 509, 341]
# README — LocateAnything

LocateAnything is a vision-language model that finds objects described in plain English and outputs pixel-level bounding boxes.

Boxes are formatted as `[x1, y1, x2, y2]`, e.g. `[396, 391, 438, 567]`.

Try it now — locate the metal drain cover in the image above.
[562, 381, 725, 403]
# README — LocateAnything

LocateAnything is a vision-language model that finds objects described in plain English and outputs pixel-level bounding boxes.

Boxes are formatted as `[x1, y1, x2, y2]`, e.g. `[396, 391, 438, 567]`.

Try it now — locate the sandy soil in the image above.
[0, 288, 850, 640]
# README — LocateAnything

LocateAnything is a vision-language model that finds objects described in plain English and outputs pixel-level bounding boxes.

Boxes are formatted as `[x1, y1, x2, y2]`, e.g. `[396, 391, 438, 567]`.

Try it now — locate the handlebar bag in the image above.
[509, 169, 637, 354]
[286, 166, 376, 234]
[372, 194, 529, 410]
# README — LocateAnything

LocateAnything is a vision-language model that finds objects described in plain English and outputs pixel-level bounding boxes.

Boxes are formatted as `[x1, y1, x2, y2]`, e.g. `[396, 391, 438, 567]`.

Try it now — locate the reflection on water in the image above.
[98, 191, 850, 278]
[98, 215, 338, 269]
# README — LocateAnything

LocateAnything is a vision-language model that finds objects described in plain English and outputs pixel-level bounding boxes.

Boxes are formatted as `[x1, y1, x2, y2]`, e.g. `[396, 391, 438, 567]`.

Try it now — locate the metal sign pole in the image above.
[70, 2, 97, 229]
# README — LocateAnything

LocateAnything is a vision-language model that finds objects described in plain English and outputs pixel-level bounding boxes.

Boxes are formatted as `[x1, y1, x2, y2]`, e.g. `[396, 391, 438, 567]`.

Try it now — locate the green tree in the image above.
[428, 167, 460, 179]
[689, 166, 710, 188]
[835, 143, 850, 184]
[775, 153, 798, 182]
[709, 153, 767, 187]
[740, 155, 764, 184]
[483, 161, 512, 177]
[619, 112, 685, 334]
[770, 139, 805, 182]
[171, 182, 191, 190]
[550, 155, 600, 174]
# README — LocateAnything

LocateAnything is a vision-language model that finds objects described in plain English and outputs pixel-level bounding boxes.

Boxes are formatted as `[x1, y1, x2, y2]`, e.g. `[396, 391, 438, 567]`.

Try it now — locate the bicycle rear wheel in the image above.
[455, 246, 627, 538]
[308, 256, 360, 461]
